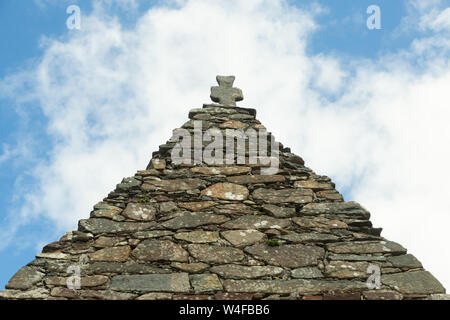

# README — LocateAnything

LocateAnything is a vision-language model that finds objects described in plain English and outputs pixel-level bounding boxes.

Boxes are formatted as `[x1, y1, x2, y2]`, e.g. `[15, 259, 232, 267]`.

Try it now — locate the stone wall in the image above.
[0, 104, 446, 300]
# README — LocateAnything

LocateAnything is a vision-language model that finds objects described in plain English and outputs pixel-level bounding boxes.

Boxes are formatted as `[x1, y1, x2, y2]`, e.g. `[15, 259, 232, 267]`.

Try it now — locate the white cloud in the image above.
[1, 0, 450, 290]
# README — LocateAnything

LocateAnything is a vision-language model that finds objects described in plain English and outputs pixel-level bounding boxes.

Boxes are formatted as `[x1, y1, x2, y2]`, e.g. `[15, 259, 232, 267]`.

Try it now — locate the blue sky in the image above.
[1, 0, 450, 291]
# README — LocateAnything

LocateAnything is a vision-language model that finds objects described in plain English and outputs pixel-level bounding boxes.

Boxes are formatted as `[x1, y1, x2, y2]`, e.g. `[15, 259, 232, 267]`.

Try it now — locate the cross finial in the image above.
[210, 75, 244, 107]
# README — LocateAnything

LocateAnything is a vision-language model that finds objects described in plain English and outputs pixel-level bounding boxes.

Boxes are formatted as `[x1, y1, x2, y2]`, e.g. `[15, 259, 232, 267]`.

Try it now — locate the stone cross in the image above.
[210, 75, 244, 107]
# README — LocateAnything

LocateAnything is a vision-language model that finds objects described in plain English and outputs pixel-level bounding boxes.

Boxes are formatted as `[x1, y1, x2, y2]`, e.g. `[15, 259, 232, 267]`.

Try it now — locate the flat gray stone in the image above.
[387, 254, 423, 269]
[188, 244, 245, 264]
[382, 271, 445, 294]
[174, 231, 220, 243]
[142, 178, 206, 192]
[162, 212, 230, 230]
[277, 233, 339, 243]
[110, 274, 191, 293]
[291, 267, 324, 279]
[201, 183, 249, 200]
[87, 262, 170, 275]
[222, 216, 290, 230]
[221, 229, 266, 247]
[213, 203, 254, 215]
[245, 244, 324, 268]
[79, 218, 154, 235]
[191, 166, 251, 175]
[133, 230, 174, 239]
[293, 216, 348, 229]
[122, 203, 156, 221]
[252, 188, 313, 204]
[300, 201, 370, 219]
[324, 261, 371, 279]
[262, 204, 296, 218]
[0, 288, 49, 300]
[190, 274, 223, 293]
[210, 265, 283, 279]
[5, 267, 45, 290]
[117, 177, 141, 191]
[223, 279, 367, 295]
[91, 202, 122, 219]
[327, 241, 407, 254]
[227, 175, 285, 184]
[132, 240, 189, 262]
[327, 254, 386, 262]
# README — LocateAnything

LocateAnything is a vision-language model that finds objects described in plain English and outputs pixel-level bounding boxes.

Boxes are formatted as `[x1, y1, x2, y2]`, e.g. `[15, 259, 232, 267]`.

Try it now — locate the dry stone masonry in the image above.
[1, 76, 447, 300]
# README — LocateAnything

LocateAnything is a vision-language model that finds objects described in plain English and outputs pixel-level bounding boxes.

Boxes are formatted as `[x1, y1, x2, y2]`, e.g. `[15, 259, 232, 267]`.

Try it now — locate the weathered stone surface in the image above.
[5, 267, 45, 290]
[159, 201, 178, 213]
[89, 246, 131, 262]
[162, 212, 230, 229]
[362, 290, 403, 300]
[136, 292, 173, 300]
[327, 254, 386, 262]
[300, 201, 370, 219]
[188, 244, 245, 263]
[174, 231, 220, 243]
[87, 262, 169, 275]
[213, 203, 254, 215]
[381, 271, 445, 294]
[210, 76, 243, 106]
[429, 294, 450, 300]
[142, 178, 206, 192]
[191, 166, 251, 175]
[252, 188, 313, 204]
[210, 265, 283, 279]
[0, 288, 49, 300]
[94, 236, 124, 248]
[221, 229, 266, 247]
[294, 180, 333, 190]
[132, 240, 188, 262]
[178, 201, 217, 211]
[324, 261, 371, 279]
[133, 230, 174, 239]
[117, 177, 141, 191]
[223, 279, 366, 294]
[293, 217, 348, 229]
[111, 274, 191, 293]
[316, 190, 343, 201]
[2, 80, 445, 301]
[190, 274, 223, 293]
[262, 204, 295, 218]
[214, 292, 254, 300]
[122, 203, 156, 221]
[227, 175, 285, 184]
[201, 183, 249, 200]
[277, 233, 339, 243]
[36, 252, 71, 260]
[91, 202, 122, 219]
[222, 216, 290, 230]
[45, 275, 109, 288]
[327, 241, 407, 254]
[171, 262, 209, 273]
[323, 292, 361, 300]
[219, 120, 247, 129]
[80, 290, 137, 300]
[387, 254, 423, 269]
[151, 159, 166, 170]
[245, 244, 324, 268]
[291, 267, 324, 279]
[79, 218, 154, 235]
